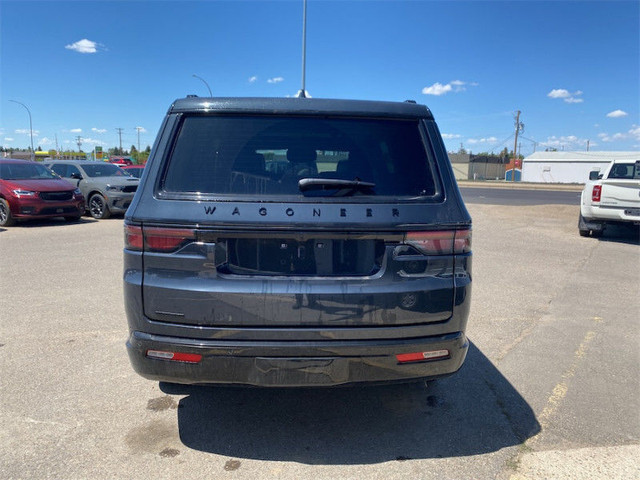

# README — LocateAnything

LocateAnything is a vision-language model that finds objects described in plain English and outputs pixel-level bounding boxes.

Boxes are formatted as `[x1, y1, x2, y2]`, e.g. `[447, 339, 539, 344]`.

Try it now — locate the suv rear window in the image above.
[161, 116, 439, 199]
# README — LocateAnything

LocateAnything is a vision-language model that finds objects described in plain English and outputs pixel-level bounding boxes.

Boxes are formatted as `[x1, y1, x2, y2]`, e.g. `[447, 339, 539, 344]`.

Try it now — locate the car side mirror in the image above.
[70, 173, 83, 180]
[588, 171, 599, 180]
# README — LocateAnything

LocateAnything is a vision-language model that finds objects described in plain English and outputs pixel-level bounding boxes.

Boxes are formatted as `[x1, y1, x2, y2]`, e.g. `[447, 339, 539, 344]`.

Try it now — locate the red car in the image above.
[0, 158, 85, 226]
[108, 156, 134, 166]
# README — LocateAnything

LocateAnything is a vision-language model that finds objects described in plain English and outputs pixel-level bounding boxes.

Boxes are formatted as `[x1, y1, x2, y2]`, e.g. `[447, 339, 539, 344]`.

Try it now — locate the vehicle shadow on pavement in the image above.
[10, 217, 98, 228]
[163, 342, 540, 464]
[596, 224, 640, 245]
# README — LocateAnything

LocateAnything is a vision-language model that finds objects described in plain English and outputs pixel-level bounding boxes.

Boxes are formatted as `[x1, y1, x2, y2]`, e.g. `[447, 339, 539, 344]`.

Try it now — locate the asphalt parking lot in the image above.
[1, 202, 638, 480]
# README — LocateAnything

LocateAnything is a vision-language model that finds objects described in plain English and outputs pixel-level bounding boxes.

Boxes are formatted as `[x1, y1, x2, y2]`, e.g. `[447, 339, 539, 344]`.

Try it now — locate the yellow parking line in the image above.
[536, 328, 597, 433]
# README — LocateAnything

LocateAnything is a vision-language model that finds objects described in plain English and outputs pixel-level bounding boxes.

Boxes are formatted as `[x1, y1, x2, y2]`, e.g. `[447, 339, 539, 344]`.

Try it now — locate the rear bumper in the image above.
[126, 330, 469, 387]
[581, 204, 640, 225]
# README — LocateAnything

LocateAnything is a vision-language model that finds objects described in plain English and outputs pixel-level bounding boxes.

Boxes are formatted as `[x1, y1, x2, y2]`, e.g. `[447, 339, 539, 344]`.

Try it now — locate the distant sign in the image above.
[95, 146, 103, 160]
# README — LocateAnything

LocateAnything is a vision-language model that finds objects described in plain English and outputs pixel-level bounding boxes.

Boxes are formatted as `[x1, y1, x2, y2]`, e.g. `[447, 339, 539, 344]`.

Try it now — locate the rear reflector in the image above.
[592, 185, 602, 202]
[396, 350, 449, 363]
[146, 350, 202, 363]
[405, 229, 471, 255]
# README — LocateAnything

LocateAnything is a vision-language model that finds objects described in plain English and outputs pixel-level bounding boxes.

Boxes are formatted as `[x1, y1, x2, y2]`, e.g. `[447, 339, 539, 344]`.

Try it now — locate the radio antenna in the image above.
[296, 0, 308, 98]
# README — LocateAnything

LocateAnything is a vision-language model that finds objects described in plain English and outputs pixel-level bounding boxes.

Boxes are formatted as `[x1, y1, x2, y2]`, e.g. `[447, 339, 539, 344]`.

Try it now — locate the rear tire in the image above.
[89, 194, 111, 219]
[0, 198, 16, 226]
[578, 214, 590, 237]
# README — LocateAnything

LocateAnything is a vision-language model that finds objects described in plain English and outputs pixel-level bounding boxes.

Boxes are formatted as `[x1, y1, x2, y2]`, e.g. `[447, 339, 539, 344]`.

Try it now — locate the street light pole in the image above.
[9, 100, 34, 161]
[192, 74, 212, 97]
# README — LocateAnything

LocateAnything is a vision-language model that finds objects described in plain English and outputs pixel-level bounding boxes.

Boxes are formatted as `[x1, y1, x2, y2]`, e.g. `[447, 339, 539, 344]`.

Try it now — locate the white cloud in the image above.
[267, 77, 284, 84]
[547, 89, 571, 99]
[542, 135, 589, 149]
[441, 133, 462, 139]
[38, 137, 53, 146]
[70, 128, 82, 133]
[547, 88, 584, 104]
[15, 129, 39, 136]
[248, 76, 258, 83]
[92, 127, 107, 134]
[135, 126, 147, 133]
[422, 80, 477, 96]
[4, 137, 14, 142]
[597, 125, 640, 143]
[65, 39, 101, 54]
[422, 82, 452, 96]
[81, 138, 106, 146]
[467, 137, 498, 145]
[606, 109, 628, 118]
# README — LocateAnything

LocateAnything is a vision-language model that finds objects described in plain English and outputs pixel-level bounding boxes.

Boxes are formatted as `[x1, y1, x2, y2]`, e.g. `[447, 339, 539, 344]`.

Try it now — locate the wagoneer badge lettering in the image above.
[203, 205, 403, 218]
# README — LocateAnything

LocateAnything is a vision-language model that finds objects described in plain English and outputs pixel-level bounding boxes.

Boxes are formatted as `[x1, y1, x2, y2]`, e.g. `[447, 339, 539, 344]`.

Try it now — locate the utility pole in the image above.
[75, 136, 83, 152]
[115, 128, 124, 154]
[135, 127, 143, 163]
[587, 140, 590, 151]
[511, 110, 523, 182]
[55, 134, 59, 155]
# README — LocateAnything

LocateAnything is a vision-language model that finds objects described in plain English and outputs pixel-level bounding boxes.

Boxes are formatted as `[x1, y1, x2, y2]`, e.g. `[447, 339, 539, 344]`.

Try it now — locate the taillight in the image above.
[592, 185, 602, 202]
[404, 229, 471, 255]
[144, 227, 196, 252]
[124, 225, 196, 252]
[124, 225, 143, 251]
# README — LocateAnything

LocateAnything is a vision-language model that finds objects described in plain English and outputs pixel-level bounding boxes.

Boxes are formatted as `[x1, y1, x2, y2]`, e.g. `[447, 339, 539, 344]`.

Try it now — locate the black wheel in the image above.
[89, 194, 111, 219]
[0, 198, 16, 226]
[578, 214, 590, 237]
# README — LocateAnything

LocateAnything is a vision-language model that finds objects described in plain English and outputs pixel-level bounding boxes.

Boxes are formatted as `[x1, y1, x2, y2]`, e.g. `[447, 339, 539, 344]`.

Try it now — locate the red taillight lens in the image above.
[146, 350, 202, 363]
[396, 350, 450, 363]
[144, 227, 196, 252]
[592, 185, 602, 202]
[124, 225, 143, 251]
[405, 229, 471, 255]
[454, 229, 472, 254]
[124, 225, 196, 252]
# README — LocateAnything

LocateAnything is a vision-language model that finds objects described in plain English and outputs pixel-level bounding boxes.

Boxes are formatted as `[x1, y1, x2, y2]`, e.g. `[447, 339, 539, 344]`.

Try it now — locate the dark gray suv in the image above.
[124, 97, 472, 387]
[45, 160, 139, 219]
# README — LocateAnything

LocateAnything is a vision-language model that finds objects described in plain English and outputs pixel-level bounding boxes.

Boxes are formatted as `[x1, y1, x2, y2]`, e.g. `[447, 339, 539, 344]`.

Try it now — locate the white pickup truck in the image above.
[579, 159, 640, 237]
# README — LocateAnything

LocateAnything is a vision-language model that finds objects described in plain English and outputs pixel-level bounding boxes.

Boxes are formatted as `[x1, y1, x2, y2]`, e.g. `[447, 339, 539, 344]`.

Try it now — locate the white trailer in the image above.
[522, 151, 639, 184]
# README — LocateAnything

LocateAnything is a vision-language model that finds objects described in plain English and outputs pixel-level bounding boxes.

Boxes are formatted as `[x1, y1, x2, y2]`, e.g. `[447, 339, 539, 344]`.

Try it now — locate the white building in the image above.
[522, 151, 639, 184]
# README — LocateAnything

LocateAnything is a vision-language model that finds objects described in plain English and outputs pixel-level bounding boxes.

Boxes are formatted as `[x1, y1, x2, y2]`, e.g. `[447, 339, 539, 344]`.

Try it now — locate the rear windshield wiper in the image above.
[299, 178, 376, 197]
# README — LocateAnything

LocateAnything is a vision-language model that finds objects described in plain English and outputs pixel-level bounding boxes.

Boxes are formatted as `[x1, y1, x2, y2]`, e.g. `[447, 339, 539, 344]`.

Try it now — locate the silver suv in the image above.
[45, 160, 139, 219]
[124, 97, 472, 387]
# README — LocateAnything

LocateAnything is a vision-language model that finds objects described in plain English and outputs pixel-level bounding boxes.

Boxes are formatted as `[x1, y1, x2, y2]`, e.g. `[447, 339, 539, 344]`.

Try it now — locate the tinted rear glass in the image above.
[82, 163, 128, 177]
[0, 162, 58, 180]
[607, 162, 640, 180]
[161, 116, 439, 199]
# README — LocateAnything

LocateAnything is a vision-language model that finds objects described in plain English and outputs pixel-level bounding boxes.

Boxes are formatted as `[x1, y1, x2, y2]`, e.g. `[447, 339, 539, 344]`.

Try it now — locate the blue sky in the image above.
[1, 0, 638, 156]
